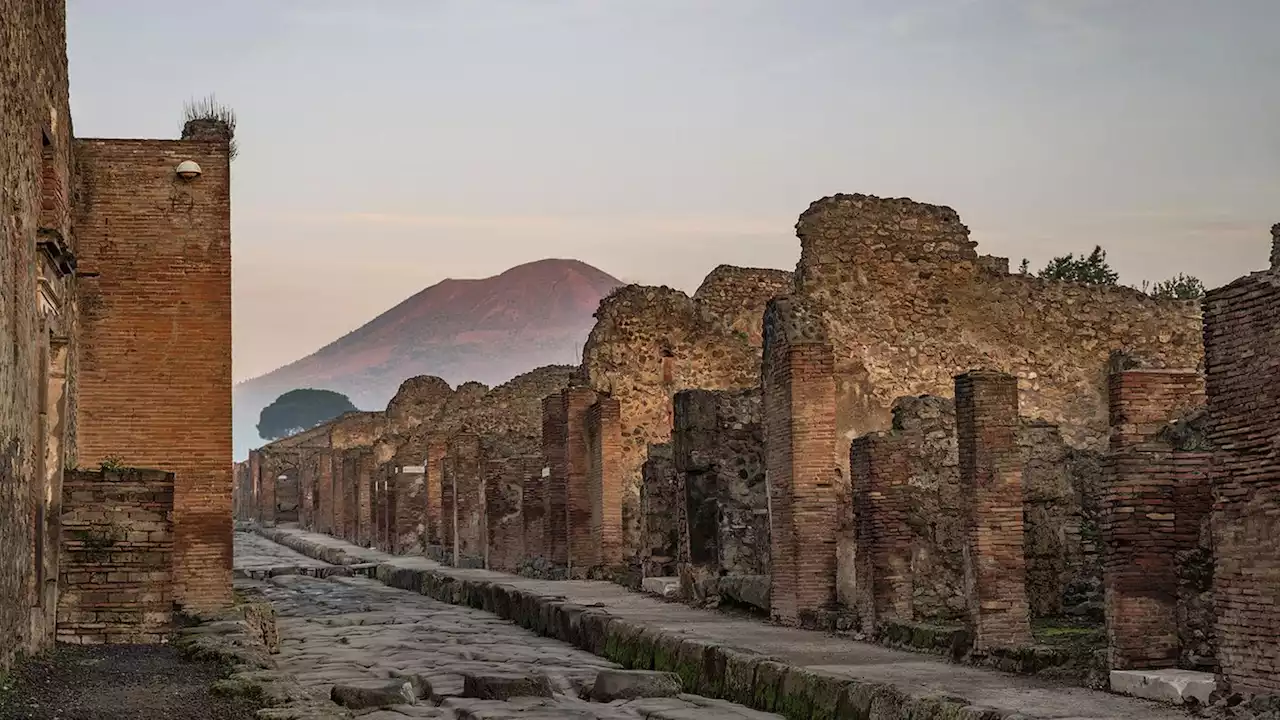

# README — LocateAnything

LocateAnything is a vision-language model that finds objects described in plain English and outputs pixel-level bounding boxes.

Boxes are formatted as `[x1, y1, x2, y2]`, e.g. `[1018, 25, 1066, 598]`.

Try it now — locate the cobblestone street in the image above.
[236, 532, 783, 719]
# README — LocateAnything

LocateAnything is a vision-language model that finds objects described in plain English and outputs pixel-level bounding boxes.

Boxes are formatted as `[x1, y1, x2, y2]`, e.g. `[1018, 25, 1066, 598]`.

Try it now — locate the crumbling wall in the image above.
[639, 444, 678, 578]
[793, 194, 1203, 454]
[581, 273, 785, 559]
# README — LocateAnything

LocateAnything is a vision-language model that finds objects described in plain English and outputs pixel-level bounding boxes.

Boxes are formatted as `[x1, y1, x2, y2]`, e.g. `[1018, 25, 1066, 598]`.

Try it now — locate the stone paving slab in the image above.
[235, 532, 787, 720]
[249, 527, 1190, 720]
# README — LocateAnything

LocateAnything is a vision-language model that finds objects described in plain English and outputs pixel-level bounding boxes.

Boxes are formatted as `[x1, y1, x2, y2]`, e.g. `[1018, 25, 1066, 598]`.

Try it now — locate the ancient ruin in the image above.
[1, 0, 233, 671]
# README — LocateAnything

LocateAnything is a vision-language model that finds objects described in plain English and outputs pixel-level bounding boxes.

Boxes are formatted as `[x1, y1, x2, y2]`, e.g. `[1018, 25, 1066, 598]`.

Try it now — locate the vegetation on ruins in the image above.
[1144, 273, 1207, 300]
[181, 94, 238, 160]
[1019, 247, 1205, 300]
[256, 388, 357, 440]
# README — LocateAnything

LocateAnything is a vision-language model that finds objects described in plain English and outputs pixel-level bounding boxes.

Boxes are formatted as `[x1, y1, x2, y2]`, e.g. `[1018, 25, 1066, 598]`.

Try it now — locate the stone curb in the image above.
[251, 527, 1006, 720]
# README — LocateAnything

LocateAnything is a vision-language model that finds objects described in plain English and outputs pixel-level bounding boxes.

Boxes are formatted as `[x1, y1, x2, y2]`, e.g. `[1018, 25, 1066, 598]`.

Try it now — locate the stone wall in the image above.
[1203, 246, 1280, 694]
[74, 131, 232, 613]
[792, 194, 1203, 455]
[58, 469, 175, 644]
[0, 0, 78, 670]
[581, 275, 787, 559]
[639, 444, 678, 578]
[486, 457, 536, 572]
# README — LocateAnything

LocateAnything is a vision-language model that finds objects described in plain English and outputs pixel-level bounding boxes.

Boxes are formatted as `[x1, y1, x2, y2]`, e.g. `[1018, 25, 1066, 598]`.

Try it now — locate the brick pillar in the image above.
[851, 432, 913, 634]
[441, 455, 455, 561]
[486, 457, 534, 572]
[563, 387, 598, 572]
[587, 397, 624, 567]
[1204, 262, 1280, 694]
[247, 450, 262, 524]
[762, 297, 838, 624]
[372, 465, 387, 551]
[640, 444, 678, 578]
[955, 370, 1032, 650]
[341, 451, 358, 542]
[523, 458, 548, 563]
[298, 451, 314, 530]
[317, 450, 334, 535]
[1103, 369, 1208, 670]
[424, 439, 447, 547]
[451, 433, 483, 565]
[395, 466, 424, 554]
[542, 393, 569, 566]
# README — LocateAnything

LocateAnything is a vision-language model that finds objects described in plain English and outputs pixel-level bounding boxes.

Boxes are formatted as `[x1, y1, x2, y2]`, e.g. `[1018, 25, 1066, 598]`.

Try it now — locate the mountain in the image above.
[233, 258, 623, 458]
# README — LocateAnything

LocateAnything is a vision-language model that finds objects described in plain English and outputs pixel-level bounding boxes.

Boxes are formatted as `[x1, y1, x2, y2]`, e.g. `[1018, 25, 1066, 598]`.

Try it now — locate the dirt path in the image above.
[0, 644, 261, 720]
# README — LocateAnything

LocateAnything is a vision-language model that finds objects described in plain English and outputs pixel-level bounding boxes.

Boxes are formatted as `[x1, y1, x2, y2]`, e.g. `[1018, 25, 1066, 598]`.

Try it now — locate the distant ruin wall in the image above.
[792, 194, 1203, 454]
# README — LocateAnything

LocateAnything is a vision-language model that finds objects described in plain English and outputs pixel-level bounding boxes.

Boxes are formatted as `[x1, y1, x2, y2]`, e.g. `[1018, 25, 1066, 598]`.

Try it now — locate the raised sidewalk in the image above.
[249, 525, 1186, 720]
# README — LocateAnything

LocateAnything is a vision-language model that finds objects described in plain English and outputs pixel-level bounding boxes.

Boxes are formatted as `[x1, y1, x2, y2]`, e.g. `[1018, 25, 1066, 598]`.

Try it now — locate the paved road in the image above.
[235, 533, 782, 719]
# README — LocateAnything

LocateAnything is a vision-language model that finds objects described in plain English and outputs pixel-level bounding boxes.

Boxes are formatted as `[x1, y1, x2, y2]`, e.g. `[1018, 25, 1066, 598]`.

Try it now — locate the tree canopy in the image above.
[1146, 273, 1206, 300]
[256, 388, 357, 441]
[1037, 245, 1120, 286]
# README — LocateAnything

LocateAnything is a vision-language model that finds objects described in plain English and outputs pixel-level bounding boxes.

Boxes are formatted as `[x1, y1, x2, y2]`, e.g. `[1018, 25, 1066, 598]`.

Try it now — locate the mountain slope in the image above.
[233, 258, 622, 457]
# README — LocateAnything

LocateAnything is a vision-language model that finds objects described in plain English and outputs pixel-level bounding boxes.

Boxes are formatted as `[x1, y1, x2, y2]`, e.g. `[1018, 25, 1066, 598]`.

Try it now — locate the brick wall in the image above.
[357, 449, 374, 547]
[522, 458, 549, 563]
[762, 297, 839, 624]
[1102, 369, 1209, 670]
[74, 135, 232, 613]
[955, 370, 1032, 650]
[851, 432, 913, 633]
[58, 469, 175, 644]
[1203, 260, 1280, 694]
[541, 394, 569, 565]
[394, 466, 425, 554]
[424, 439, 446, 546]
[450, 433, 484, 565]
[562, 387, 599, 572]
[586, 396, 624, 567]
[639, 444, 678, 578]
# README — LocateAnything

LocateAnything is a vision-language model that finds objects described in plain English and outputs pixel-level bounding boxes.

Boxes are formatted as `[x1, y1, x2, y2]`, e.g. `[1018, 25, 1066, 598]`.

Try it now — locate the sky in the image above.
[65, 0, 1280, 383]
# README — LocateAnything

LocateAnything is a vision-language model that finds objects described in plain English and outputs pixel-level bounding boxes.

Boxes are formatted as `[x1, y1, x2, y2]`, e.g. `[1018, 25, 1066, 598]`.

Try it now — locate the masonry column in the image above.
[441, 455, 455, 562]
[955, 369, 1032, 650]
[587, 396, 624, 567]
[451, 433, 483, 566]
[542, 393, 569, 566]
[522, 456, 548, 563]
[356, 450, 375, 547]
[317, 449, 334, 535]
[563, 387, 599, 573]
[487, 457, 535, 572]
[395, 464, 425, 554]
[851, 432, 913, 634]
[424, 439, 447, 547]
[298, 450, 314, 530]
[1103, 369, 1209, 670]
[340, 451, 358, 542]
[247, 450, 264, 525]
[762, 296, 838, 625]
[640, 444, 678, 579]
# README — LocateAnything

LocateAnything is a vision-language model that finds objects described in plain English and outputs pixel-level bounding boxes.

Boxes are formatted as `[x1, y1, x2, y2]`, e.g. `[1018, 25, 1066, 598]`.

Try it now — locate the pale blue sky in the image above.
[66, 1, 1280, 382]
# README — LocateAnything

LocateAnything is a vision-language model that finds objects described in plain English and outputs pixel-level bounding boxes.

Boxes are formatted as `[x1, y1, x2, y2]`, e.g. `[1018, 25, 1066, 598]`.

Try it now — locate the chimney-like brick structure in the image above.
[1204, 255, 1280, 694]
[424, 439, 447, 547]
[317, 450, 334, 535]
[640, 444, 679, 578]
[955, 370, 1032, 650]
[1103, 369, 1209, 670]
[394, 466, 425, 555]
[762, 296, 838, 624]
[563, 387, 599, 572]
[851, 432, 913, 634]
[587, 396, 624, 566]
[541, 393, 569, 565]
[451, 433, 484, 565]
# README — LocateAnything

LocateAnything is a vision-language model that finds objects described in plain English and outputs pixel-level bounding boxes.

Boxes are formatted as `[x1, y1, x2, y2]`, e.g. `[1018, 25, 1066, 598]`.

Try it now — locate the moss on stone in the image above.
[753, 661, 786, 712]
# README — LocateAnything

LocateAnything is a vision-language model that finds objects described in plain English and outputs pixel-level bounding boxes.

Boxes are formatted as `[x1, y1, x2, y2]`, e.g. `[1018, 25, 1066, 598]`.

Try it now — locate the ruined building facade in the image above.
[2, 0, 233, 669]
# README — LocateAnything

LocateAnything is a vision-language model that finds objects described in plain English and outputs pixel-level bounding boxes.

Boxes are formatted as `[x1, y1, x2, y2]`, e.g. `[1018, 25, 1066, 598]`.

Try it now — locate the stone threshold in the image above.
[249, 525, 1189, 720]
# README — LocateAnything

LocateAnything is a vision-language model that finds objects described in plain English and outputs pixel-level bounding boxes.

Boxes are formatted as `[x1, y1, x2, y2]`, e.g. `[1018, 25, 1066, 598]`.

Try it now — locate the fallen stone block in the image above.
[1110, 668, 1216, 705]
[589, 669, 683, 702]
[461, 671, 555, 700]
[641, 576, 680, 598]
[330, 679, 417, 709]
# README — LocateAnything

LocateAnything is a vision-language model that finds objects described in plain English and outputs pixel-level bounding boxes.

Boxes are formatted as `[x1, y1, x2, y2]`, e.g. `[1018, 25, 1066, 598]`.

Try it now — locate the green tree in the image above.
[1039, 245, 1119, 286]
[1147, 273, 1206, 300]
[256, 388, 357, 441]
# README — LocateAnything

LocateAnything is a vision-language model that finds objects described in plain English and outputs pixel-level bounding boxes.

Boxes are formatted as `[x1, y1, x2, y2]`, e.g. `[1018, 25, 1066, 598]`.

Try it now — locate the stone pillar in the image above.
[450, 433, 483, 566]
[316, 449, 334, 535]
[762, 296, 838, 625]
[395, 465, 425, 555]
[640, 444, 678, 578]
[341, 451, 359, 542]
[851, 432, 913, 634]
[542, 393, 569, 565]
[587, 396, 624, 567]
[1204, 259, 1280, 694]
[247, 450, 262, 524]
[522, 457, 548, 563]
[424, 439, 447, 547]
[955, 370, 1032, 650]
[1103, 369, 1209, 670]
[673, 391, 720, 585]
[563, 387, 599, 572]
